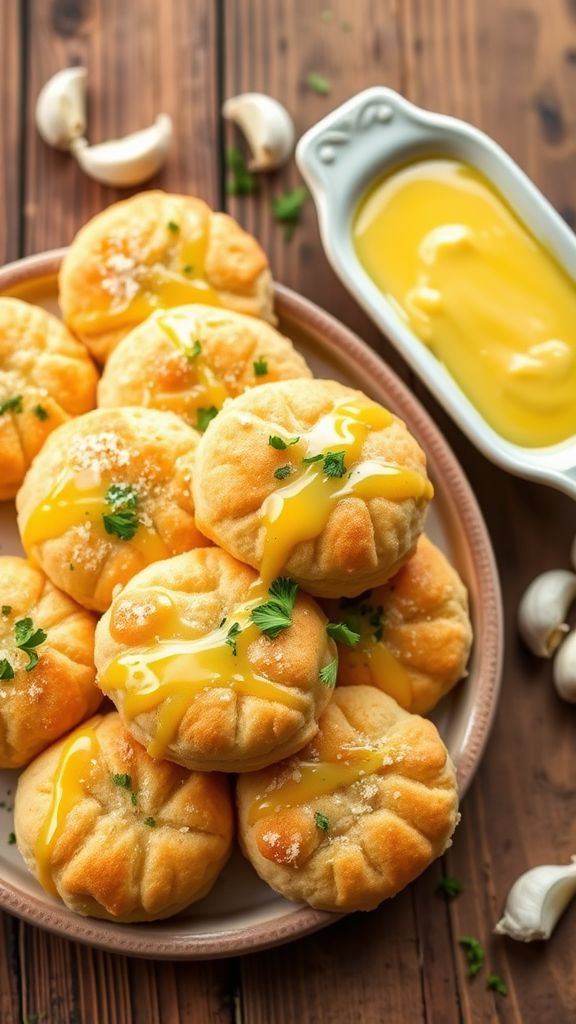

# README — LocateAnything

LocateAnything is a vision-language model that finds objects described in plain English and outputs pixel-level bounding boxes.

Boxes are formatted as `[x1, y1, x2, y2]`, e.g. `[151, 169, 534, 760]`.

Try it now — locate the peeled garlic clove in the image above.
[223, 93, 294, 171]
[35, 66, 87, 149]
[495, 857, 576, 941]
[70, 114, 172, 187]
[553, 628, 576, 702]
[517, 570, 576, 657]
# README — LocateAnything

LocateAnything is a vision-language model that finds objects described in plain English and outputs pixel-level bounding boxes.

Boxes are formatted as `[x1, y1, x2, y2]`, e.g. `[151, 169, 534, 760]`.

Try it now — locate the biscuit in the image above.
[237, 685, 459, 912]
[324, 535, 473, 713]
[193, 379, 433, 598]
[97, 304, 312, 430]
[59, 191, 275, 362]
[14, 712, 233, 921]
[0, 298, 98, 500]
[94, 546, 336, 772]
[0, 556, 101, 768]
[16, 407, 207, 613]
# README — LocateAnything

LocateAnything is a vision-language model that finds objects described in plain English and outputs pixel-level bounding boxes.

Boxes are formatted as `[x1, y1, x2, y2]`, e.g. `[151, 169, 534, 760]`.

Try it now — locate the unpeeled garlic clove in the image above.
[553, 628, 576, 702]
[222, 93, 294, 171]
[35, 66, 87, 149]
[70, 114, 172, 187]
[495, 857, 576, 941]
[517, 570, 576, 657]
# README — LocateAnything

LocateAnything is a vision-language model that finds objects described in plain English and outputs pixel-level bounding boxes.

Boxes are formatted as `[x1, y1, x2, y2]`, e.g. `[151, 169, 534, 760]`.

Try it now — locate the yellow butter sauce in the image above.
[99, 585, 309, 759]
[35, 717, 103, 896]
[338, 637, 412, 709]
[154, 310, 229, 415]
[260, 400, 433, 582]
[248, 747, 387, 824]
[353, 158, 576, 448]
[22, 471, 169, 563]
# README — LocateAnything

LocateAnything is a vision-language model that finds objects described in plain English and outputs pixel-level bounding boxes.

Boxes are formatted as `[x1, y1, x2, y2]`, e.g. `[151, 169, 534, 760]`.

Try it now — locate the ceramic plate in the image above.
[0, 251, 503, 959]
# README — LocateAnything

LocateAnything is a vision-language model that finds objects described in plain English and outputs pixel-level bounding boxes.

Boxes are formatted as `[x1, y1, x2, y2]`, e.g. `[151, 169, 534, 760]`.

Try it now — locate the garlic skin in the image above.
[517, 570, 576, 657]
[495, 857, 576, 941]
[70, 114, 172, 187]
[223, 93, 294, 171]
[553, 629, 576, 702]
[35, 66, 87, 149]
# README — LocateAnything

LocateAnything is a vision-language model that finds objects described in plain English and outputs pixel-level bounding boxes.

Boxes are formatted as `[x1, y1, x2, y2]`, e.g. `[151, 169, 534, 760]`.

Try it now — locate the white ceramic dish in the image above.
[0, 251, 503, 958]
[297, 86, 576, 500]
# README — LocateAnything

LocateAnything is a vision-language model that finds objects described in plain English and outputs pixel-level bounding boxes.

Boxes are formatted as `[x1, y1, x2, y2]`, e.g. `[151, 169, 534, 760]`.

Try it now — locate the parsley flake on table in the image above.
[225, 622, 241, 656]
[269, 435, 300, 450]
[314, 811, 330, 831]
[253, 356, 268, 376]
[226, 145, 257, 196]
[196, 406, 218, 433]
[326, 622, 360, 646]
[319, 660, 337, 688]
[271, 187, 308, 241]
[102, 483, 139, 541]
[7, 832, 16, 845]
[437, 876, 464, 898]
[0, 395, 23, 416]
[459, 936, 485, 977]
[14, 617, 47, 672]
[0, 659, 14, 681]
[304, 71, 331, 95]
[486, 973, 508, 996]
[274, 465, 293, 481]
[251, 577, 299, 639]
[32, 404, 49, 421]
[111, 773, 132, 789]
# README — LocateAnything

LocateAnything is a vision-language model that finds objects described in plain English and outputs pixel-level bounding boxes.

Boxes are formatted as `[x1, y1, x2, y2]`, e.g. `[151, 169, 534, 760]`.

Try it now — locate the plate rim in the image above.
[0, 249, 503, 959]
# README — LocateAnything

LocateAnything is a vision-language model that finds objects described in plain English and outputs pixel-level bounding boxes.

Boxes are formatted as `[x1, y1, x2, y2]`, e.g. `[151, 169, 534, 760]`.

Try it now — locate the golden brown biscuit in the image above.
[94, 547, 336, 772]
[324, 535, 473, 713]
[0, 557, 101, 768]
[237, 685, 459, 912]
[59, 191, 275, 362]
[193, 379, 433, 598]
[0, 298, 98, 500]
[16, 407, 207, 613]
[14, 712, 233, 921]
[97, 304, 312, 430]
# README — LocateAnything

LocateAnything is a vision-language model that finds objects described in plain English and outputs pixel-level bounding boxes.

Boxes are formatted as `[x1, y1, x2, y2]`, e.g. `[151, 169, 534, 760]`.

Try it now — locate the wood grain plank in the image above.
[0, 0, 23, 264]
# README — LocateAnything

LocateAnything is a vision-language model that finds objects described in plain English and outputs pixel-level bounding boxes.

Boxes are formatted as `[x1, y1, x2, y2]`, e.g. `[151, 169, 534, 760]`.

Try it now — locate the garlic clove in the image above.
[69, 114, 172, 187]
[495, 857, 576, 941]
[35, 66, 87, 149]
[517, 569, 576, 657]
[553, 628, 576, 702]
[223, 93, 295, 171]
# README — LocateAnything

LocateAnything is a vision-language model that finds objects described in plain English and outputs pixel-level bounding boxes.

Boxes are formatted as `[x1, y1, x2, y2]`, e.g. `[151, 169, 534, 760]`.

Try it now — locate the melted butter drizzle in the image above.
[35, 717, 103, 896]
[155, 311, 229, 414]
[99, 584, 308, 759]
[260, 401, 434, 582]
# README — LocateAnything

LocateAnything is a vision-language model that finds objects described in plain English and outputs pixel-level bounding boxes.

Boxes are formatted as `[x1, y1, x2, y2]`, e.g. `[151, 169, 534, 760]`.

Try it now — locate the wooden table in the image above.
[1, 1, 575, 1021]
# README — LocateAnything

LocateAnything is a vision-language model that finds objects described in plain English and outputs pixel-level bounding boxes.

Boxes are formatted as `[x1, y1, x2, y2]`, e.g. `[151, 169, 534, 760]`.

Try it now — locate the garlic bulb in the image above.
[222, 93, 294, 171]
[70, 115, 172, 187]
[553, 628, 576, 702]
[35, 66, 87, 149]
[495, 857, 576, 941]
[517, 570, 576, 657]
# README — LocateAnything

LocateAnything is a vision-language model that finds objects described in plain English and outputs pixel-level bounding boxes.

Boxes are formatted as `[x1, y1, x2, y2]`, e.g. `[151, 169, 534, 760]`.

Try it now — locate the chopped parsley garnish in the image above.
[0, 659, 14, 681]
[319, 660, 337, 688]
[1, 606, 11, 616]
[0, 395, 23, 416]
[302, 453, 324, 464]
[102, 483, 139, 541]
[131, 791, 138, 806]
[225, 622, 241, 656]
[459, 936, 485, 977]
[274, 465, 293, 481]
[143, 816, 156, 828]
[486, 974, 507, 996]
[303, 450, 346, 477]
[167, 220, 179, 233]
[14, 617, 47, 672]
[251, 577, 299, 639]
[182, 264, 194, 274]
[196, 406, 218, 433]
[269, 435, 300, 450]
[271, 187, 308, 241]
[33, 404, 49, 421]
[304, 72, 331, 95]
[111, 773, 132, 789]
[253, 357, 268, 377]
[7, 832, 16, 845]
[226, 145, 257, 196]
[187, 339, 202, 359]
[326, 622, 360, 646]
[437, 876, 464, 898]
[314, 811, 330, 832]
